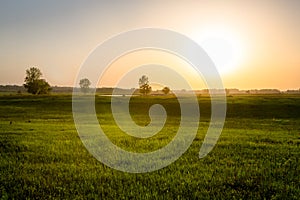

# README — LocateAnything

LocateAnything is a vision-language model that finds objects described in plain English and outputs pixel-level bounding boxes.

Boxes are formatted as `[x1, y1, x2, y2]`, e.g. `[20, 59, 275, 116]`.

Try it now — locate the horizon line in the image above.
[0, 84, 299, 92]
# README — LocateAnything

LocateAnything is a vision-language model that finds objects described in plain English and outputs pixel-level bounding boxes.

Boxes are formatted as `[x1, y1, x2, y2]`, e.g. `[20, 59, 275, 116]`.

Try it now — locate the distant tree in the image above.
[162, 86, 170, 95]
[139, 75, 152, 95]
[225, 88, 229, 95]
[79, 78, 91, 93]
[24, 67, 51, 94]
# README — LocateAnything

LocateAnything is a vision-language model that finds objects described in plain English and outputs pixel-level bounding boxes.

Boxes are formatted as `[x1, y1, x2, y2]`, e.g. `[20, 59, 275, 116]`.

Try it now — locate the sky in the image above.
[0, 0, 299, 90]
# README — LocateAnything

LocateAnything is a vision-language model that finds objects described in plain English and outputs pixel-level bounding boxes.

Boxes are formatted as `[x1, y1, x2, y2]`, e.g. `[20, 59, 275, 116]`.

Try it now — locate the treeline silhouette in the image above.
[0, 85, 299, 94]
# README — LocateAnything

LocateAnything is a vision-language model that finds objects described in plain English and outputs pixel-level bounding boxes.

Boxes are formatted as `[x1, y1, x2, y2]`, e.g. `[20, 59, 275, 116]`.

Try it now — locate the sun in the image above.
[190, 27, 245, 75]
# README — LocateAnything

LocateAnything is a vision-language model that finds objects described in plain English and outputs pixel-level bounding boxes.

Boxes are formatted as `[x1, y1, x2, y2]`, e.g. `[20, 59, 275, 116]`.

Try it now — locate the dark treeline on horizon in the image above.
[0, 84, 299, 94]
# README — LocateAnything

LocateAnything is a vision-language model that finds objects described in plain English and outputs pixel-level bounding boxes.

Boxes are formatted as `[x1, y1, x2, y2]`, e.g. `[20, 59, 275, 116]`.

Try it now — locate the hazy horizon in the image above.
[1, 83, 299, 92]
[1, 1, 299, 90]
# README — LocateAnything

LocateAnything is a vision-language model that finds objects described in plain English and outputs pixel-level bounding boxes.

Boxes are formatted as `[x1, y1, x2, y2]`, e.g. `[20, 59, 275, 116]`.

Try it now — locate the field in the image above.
[0, 94, 299, 199]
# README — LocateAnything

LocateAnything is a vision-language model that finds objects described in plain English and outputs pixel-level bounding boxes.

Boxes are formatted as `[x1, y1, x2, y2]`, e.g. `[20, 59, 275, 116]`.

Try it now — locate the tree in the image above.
[79, 78, 91, 93]
[162, 86, 170, 95]
[24, 67, 51, 94]
[139, 75, 151, 95]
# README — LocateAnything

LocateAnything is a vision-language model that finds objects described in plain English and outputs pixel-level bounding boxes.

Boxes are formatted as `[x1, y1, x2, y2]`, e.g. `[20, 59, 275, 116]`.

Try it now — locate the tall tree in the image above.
[24, 67, 51, 94]
[139, 75, 151, 95]
[79, 78, 91, 93]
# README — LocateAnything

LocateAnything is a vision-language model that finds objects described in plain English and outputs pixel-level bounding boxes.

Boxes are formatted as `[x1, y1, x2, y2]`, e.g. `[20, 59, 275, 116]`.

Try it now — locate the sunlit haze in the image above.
[0, 1, 299, 90]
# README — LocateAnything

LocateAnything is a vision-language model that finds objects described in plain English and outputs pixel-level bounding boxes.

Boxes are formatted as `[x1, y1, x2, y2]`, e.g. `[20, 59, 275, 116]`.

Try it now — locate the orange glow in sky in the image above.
[98, 49, 206, 90]
[0, 1, 299, 90]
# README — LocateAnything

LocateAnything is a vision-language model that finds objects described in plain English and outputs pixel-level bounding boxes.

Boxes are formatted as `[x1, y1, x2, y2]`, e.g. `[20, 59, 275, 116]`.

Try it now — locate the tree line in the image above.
[23, 67, 171, 95]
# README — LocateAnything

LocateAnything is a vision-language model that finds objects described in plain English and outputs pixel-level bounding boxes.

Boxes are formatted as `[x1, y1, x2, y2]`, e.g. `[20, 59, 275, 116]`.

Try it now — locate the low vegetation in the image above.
[0, 94, 299, 199]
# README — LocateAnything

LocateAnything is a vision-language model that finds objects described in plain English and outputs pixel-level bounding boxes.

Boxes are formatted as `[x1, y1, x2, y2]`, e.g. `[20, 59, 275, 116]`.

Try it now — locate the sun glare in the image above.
[191, 27, 245, 75]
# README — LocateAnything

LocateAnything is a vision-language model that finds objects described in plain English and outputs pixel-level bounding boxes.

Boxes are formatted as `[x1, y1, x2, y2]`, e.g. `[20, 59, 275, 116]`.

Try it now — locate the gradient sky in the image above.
[0, 0, 299, 90]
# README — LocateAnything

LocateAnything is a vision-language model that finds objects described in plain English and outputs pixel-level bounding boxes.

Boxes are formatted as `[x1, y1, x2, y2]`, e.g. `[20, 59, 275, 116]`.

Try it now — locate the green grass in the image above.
[0, 94, 299, 199]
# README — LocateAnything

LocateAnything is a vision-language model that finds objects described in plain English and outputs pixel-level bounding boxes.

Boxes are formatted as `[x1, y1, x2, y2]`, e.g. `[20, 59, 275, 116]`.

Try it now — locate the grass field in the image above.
[0, 94, 299, 199]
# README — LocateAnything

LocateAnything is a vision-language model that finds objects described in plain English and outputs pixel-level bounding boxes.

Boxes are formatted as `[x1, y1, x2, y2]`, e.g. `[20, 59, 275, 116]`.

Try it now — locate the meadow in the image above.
[0, 94, 299, 199]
